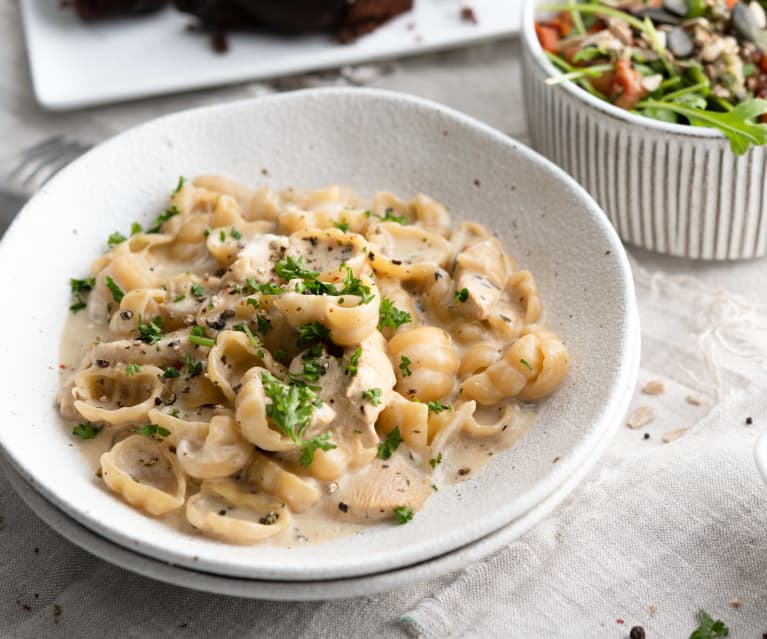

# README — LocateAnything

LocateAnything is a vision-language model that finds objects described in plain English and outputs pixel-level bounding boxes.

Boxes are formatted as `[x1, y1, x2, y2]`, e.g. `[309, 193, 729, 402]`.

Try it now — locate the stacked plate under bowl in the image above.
[0, 90, 639, 599]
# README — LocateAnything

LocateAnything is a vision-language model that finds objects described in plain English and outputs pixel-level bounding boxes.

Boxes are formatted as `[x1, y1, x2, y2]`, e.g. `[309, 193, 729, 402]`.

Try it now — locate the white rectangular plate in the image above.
[21, 0, 520, 111]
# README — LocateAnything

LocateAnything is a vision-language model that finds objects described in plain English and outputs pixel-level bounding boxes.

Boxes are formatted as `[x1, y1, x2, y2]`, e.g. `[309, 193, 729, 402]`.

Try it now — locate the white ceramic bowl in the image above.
[0, 88, 639, 581]
[520, 0, 767, 260]
[756, 432, 767, 485]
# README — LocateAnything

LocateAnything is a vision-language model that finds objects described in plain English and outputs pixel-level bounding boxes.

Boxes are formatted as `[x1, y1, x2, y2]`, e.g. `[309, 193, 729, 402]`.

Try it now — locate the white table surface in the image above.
[2, 1, 767, 637]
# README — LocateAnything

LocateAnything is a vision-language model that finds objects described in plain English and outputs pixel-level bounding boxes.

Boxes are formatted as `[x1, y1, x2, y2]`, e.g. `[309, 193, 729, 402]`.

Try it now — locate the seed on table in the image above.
[642, 380, 665, 395]
[730, 597, 742, 608]
[662, 427, 688, 443]
[627, 406, 656, 429]
[686, 394, 702, 406]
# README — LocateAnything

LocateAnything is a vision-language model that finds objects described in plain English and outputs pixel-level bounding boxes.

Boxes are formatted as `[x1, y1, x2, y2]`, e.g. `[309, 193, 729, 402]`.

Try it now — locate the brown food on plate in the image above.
[71, 0, 167, 20]
[174, 0, 413, 42]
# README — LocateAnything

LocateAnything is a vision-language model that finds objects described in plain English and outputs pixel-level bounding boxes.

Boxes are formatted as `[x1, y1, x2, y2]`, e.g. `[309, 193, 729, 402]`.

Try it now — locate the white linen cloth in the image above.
[2, 1, 767, 636]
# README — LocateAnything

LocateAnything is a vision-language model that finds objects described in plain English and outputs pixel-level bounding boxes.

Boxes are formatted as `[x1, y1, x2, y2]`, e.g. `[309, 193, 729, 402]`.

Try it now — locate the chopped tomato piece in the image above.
[759, 53, 767, 74]
[726, 0, 738, 9]
[535, 22, 561, 54]
[611, 59, 646, 110]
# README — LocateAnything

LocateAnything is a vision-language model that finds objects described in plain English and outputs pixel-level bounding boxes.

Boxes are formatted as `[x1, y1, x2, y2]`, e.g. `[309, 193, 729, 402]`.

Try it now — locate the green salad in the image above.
[535, 0, 767, 153]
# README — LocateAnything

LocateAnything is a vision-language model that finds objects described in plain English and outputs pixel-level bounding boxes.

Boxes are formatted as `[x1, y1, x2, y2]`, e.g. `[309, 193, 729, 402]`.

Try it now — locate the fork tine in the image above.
[7, 137, 89, 194]
[6, 135, 69, 183]
[20, 143, 86, 191]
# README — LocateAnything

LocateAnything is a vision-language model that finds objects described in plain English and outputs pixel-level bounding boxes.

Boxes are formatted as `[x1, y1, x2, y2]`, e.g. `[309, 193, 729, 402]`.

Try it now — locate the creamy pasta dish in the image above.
[57, 177, 569, 546]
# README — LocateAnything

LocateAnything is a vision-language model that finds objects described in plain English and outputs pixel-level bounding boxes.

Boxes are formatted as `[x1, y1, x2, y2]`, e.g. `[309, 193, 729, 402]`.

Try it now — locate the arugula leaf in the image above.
[72, 422, 103, 439]
[131, 424, 171, 438]
[689, 609, 729, 639]
[393, 506, 414, 524]
[299, 432, 337, 467]
[636, 98, 767, 155]
[572, 47, 605, 63]
[378, 298, 412, 330]
[378, 426, 403, 460]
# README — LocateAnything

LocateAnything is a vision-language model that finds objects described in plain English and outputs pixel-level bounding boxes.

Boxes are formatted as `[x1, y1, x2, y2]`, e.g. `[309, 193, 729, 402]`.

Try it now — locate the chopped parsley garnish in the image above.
[172, 176, 186, 195]
[333, 219, 350, 232]
[219, 230, 226, 243]
[137, 315, 164, 344]
[520, 358, 533, 372]
[427, 401, 450, 413]
[233, 323, 261, 349]
[429, 452, 443, 469]
[275, 255, 319, 281]
[689, 610, 729, 639]
[246, 278, 285, 296]
[125, 363, 142, 376]
[346, 346, 362, 377]
[296, 321, 331, 347]
[299, 433, 337, 468]
[184, 353, 203, 377]
[256, 314, 272, 335]
[378, 426, 403, 460]
[104, 276, 124, 303]
[130, 222, 142, 235]
[173, 294, 186, 303]
[276, 257, 373, 304]
[301, 358, 323, 383]
[335, 265, 374, 303]
[107, 231, 126, 247]
[378, 298, 412, 331]
[131, 424, 171, 438]
[246, 298, 260, 310]
[275, 347, 287, 363]
[72, 422, 102, 439]
[170, 408, 181, 418]
[190, 283, 205, 298]
[393, 506, 414, 524]
[189, 325, 216, 348]
[399, 355, 413, 377]
[362, 388, 383, 406]
[454, 288, 469, 303]
[147, 204, 180, 234]
[379, 208, 409, 224]
[69, 277, 95, 313]
[230, 227, 242, 240]
[260, 371, 326, 466]
[162, 366, 181, 379]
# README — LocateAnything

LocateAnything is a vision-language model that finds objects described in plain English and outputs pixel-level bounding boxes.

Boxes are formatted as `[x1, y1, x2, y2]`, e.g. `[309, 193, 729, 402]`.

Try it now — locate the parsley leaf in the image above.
[72, 422, 102, 439]
[233, 323, 261, 349]
[261, 371, 319, 445]
[104, 276, 124, 303]
[346, 346, 362, 377]
[520, 358, 533, 372]
[189, 325, 215, 348]
[230, 227, 242, 240]
[184, 353, 203, 377]
[378, 208, 409, 224]
[427, 401, 450, 413]
[362, 388, 383, 406]
[131, 424, 171, 438]
[296, 321, 331, 346]
[172, 176, 186, 195]
[399, 355, 413, 377]
[429, 452, 443, 469]
[299, 433, 337, 467]
[137, 315, 164, 344]
[125, 363, 142, 376]
[190, 283, 205, 298]
[69, 277, 95, 313]
[454, 288, 469, 303]
[107, 231, 126, 247]
[275, 255, 319, 281]
[378, 298, 412, 330]
[130, 222, 143, 235]
[393, 506, 414, 524]
[333, 219, 350, 232]
[336, 265, 374, 303]
[256, 314, 272, 335]
[162, 366, 181, 379]
[689, 609, 729, 639]
[246, 278, 285, 296]
[378, 426, 403, 460]
[147, 205, 179, 234]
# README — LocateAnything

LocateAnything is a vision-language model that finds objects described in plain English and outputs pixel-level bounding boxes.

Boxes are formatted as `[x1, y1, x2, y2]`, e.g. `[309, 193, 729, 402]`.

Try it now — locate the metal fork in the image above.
[0, 135, 91, 235]
[4, 135, 91, 198]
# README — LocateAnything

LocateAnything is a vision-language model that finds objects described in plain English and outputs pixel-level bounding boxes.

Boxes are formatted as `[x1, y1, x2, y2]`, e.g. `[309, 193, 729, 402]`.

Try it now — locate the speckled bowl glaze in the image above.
[521, 0, 767, 260]
[755, 433, 767, 485]
[0, 88, 639, 582]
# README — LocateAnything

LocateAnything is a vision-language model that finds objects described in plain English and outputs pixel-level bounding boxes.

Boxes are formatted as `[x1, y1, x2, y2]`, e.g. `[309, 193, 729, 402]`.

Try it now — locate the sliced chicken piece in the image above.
[453, 238, 509, 321]
[331, 453, 430, 522]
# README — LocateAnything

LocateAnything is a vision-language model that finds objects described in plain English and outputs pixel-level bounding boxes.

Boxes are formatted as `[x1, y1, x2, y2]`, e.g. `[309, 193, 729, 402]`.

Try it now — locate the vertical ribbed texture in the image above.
[521, 48, 767, 260]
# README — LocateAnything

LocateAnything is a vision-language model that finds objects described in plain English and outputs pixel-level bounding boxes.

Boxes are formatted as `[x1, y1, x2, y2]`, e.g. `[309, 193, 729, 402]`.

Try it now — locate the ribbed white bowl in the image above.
[520, 0, 767, 260]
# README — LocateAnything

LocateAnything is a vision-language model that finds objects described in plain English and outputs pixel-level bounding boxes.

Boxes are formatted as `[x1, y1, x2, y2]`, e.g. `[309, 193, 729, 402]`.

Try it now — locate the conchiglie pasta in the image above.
[387, 326, 458, 401]
[247, 451, 321, 512]
[176, 414, 254, 479]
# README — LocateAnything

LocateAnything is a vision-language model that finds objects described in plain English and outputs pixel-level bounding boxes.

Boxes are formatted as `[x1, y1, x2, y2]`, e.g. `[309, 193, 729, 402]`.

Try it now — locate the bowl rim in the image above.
[520, 0, 727, 141]
[0, 86, 641, 580]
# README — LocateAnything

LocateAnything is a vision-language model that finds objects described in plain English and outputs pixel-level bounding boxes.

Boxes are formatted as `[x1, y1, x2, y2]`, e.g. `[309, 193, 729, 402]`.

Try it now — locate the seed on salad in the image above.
[627, 406, 655, 429]
[663, 0, 687, 17]
[642, 380, 665, 395]
[667, 27, 694, 58]
[662, 427, 688, 443]
[732, 3, 760, 43]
